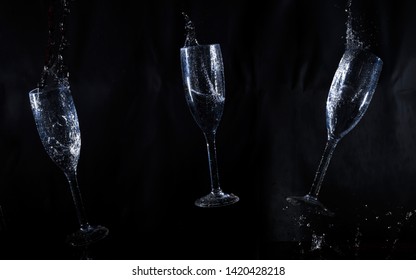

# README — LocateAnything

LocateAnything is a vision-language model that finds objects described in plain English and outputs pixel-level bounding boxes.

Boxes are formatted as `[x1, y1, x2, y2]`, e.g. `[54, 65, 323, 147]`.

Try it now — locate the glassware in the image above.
[180, 44, 239, 207]
[287, 49, 383, 216]
[29, 84, 109, 246]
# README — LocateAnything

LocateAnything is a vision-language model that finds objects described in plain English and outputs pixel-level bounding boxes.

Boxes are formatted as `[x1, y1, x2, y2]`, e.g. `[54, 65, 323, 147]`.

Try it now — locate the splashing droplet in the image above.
[353, 226, 362, 257]
[182, 12, 199, 47]
[39, 0, 71, 90]
[345, 0, 366, 50]
[295, 215, 307, 227]
[311, 233, 326, 251]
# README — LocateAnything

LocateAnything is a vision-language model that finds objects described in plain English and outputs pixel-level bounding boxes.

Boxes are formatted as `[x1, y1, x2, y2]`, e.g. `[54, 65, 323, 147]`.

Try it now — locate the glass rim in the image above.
[28, 85, 70, 95]
[344, 48, 383, 63]
[180, 43, 220, 51]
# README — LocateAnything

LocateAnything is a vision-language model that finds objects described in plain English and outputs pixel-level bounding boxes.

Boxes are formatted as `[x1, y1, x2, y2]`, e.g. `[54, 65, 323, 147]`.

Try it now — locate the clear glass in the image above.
[180, 44, 239, 207]
[287, 49, 383, 216]
[29, 85, 109, 246]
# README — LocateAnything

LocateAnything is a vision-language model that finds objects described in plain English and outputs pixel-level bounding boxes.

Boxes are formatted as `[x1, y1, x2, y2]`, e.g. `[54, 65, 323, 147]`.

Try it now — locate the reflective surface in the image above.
[287, 49, 383, 216]
[181, 44, 239, 207]
[29, 86, 109, 246]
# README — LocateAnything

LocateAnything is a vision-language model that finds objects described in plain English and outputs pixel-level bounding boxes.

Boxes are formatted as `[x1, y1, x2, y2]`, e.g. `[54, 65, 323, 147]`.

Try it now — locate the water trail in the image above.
[345, 0, 365, 50]
[39, 0, 71, 90]
[182, 12, 199, 47]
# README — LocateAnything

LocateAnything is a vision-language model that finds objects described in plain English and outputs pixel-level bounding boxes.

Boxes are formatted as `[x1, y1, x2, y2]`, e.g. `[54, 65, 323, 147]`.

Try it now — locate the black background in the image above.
[1, 0, 416, 259]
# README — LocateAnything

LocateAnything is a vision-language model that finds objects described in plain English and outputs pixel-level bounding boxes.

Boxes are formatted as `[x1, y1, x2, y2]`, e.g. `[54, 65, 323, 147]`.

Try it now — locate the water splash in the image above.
[296, 215, 307, 227]
[353, 226, 362, 257]
[182, 12, 199, 47]
[389, 210, 416, 256]
[39, 0, 71, 90]
[345, 0, 366, 50]
[311, 232, 326, 251]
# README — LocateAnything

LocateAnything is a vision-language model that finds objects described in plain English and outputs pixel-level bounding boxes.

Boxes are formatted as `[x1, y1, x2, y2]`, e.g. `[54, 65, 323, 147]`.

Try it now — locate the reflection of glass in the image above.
[180, 44, 239, 207]
[29, 85, 109, 246]
[287, 49, 383, 216]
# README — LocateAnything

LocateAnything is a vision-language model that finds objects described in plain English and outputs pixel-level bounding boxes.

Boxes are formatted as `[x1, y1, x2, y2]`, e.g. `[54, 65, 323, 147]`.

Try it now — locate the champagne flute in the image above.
[180, 44, 239, 207]
[287, 49, 383, 216]
[29, 84, 109, 246]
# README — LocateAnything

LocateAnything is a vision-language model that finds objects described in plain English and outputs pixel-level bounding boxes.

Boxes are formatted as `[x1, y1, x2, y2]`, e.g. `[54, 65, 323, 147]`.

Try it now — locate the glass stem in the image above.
[309, 137, 339, 197]
[204, 132, 222, 195]
[65, 170, 89, 230]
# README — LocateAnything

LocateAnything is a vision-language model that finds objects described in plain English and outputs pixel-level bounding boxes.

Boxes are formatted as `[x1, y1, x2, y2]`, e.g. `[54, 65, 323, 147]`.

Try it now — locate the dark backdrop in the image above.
[0, 0, 416, 259]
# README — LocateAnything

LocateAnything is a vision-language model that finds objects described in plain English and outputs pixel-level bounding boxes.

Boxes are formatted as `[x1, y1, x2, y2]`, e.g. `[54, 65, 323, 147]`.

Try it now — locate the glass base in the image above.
[67, 224, 109, 247]
[195, 191, 239, 208]
[286, 194, 335, 217]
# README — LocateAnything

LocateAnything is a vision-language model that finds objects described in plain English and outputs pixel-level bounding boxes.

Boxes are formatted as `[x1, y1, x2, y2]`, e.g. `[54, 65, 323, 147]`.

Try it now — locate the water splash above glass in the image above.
[182, 12, 199, 47]
[345, 0, 366, 50]
[39, 0, 71, 91]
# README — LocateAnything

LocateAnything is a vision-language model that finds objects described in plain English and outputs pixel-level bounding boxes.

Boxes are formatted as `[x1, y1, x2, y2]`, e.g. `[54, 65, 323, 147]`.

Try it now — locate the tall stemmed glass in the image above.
[287, 49, 383, 216]
[180, 44, 239, 207]
[29, 84, 109, 246]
